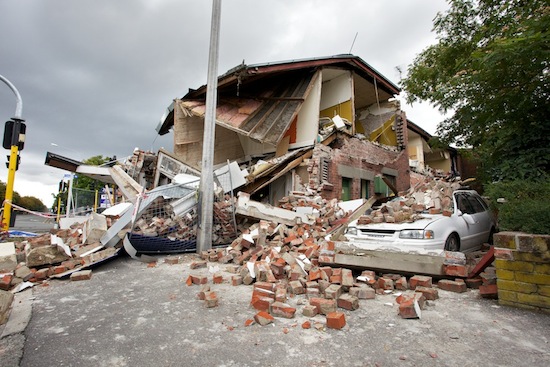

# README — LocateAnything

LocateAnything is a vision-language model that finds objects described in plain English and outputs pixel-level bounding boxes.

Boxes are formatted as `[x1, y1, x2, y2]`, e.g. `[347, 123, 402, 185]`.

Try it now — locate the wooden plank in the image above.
[328, 249, 447, 277]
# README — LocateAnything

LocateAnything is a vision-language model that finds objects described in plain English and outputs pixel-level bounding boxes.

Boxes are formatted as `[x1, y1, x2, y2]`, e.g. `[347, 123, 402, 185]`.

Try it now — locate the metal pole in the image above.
[198, 0, 222, 253]
[0, 75, 24, 231]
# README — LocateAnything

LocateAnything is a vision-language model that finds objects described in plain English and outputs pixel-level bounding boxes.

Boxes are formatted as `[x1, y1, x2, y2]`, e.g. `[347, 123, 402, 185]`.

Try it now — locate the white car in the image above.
[344, 190, 497, 253]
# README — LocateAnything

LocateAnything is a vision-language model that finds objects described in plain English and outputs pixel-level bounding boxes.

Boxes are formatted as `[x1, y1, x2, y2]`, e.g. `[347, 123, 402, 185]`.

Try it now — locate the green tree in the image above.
[401, 0, 549, 181]
[0, 180, 46, 212]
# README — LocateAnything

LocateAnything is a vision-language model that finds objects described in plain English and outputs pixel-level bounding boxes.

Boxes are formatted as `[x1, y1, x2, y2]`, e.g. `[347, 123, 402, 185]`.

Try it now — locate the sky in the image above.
[0, 0, 450, 209]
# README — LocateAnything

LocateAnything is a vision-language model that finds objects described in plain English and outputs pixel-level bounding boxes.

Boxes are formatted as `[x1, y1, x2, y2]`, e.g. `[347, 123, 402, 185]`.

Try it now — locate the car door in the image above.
[459, 193, 491, 250]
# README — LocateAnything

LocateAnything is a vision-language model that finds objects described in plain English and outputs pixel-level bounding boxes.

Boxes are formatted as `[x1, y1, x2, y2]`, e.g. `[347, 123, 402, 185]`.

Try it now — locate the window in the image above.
[361, 179, 370, 199]
[341, 177, 352, 201]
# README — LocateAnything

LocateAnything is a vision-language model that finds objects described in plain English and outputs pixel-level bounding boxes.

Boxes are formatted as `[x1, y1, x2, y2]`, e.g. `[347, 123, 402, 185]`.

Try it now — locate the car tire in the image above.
[445, 233, 460, 252]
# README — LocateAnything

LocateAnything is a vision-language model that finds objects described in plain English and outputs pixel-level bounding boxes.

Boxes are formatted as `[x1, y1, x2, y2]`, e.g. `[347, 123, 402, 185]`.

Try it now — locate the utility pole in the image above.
[0, 75, 25, 231]
[197, 0, 222, 253]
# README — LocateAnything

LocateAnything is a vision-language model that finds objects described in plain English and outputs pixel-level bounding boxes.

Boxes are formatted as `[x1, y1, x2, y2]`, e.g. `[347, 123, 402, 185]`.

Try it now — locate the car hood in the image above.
[351, 215, 445, 230]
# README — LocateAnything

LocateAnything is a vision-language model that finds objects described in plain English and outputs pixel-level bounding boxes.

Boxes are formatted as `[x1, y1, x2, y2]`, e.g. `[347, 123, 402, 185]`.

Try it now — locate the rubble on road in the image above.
[0, 171, 497, 329]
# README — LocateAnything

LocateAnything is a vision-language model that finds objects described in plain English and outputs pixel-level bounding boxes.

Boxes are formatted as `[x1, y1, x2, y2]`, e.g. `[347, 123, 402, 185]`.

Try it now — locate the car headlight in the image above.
[345, 227, 357, 236]
[399, 230, 434, 239]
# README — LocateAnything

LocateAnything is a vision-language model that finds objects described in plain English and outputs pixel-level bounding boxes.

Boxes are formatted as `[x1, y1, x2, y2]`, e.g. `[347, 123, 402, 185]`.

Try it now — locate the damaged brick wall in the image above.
[494, 232, 550, 313]
[307, 134, 410, 201]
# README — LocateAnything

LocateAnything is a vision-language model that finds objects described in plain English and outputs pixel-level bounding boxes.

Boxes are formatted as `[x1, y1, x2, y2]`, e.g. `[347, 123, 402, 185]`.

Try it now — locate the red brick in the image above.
[415, 286, 439, 300]
[34, 268, 50, 280]
[326, 312, 346, 330]
[302, 304, 318, 317]
[289, 280, 305, 295]
[337, 294, 359, 310]
[164, 256, 180, 265]
[320, 266, 333, 279]
[444, 264, 468, 277]
[325, 284, 343, 299]
[189, 260, 207, 269]
[341, 268, 354, 287]
[494, 248, 514, 260]
[244, 319, 255, 327]
[395, 277, 408, 290]
[378, 277, 394, 291]
[438, 279, 467, 293]
[70, 270, 92, 281]
[270, 301, 296, 318]
[0, 274, 13, 290]
[190, 274, 208, 285]
[309, 297, 337, 315]
[465, 277, 483, 289]
[409, 275, 432, 289]
[479, 284, 498, 299]
[212, 273, 223, 284]
[53, 265, 67, 275]
[254, 311, 274, 326]
[250, 295, 274, 312]
[231, 275, 243, 286]
[302, 321, 311, 329]
[398, 299, 421, 319]
[204, 291, 218, 308]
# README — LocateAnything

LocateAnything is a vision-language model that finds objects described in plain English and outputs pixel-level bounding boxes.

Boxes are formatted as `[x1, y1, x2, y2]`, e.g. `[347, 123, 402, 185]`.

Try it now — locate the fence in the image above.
[127, 165, 238, 253]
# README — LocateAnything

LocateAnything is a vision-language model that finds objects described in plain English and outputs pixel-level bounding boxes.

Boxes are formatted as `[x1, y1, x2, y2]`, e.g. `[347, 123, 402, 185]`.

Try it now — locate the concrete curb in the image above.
[1, 288, 32, 338]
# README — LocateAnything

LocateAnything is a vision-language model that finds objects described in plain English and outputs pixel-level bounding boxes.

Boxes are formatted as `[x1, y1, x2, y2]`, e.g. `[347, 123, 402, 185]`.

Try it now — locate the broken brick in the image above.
[270, 301, 296, 318]
[309, 297, 337, 315]
[415, 286, 439, 300]
[409, 275, 432, 289]
[302, 304, 318, 317]
[70, 270, 92, 281]
[479, 284, 498, 299]
[398, 298, 421, 319]
[444, 264, 468, 277]
[337, 294, 359, 311]
[204, 291, 218, 308]
[325, 284, 343, 299]
[254, 311, 274, 326]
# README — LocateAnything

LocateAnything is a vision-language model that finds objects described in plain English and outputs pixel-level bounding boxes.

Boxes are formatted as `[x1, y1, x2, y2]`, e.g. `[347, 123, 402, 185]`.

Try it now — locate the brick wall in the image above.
[493, 232, 550, 313]
[308, 135, 410, 201]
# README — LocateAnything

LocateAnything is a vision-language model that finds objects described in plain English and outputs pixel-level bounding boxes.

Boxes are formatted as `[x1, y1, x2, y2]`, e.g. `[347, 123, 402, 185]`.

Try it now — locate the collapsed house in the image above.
[156, 54, 412, 204]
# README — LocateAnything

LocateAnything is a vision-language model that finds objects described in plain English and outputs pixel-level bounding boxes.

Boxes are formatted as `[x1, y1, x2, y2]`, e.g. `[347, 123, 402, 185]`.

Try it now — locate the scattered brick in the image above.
[438, 279, 467, 293]
[302, 321, 311, 329]
[231, 275, 243, 286]
[204, 291, 218, 308]
[444, 264, 468, 277]
[326, 312, 346, 330]
[415, 286, 439, 300]
[164, 256, 180, 265]
[190, 260, 207, 269]
[409, 275, 432, 289]
[270, 301, 296, 318]
[398, 298, 421, 319]
[70, 270, 92, 281]
[212, 273, 223, 284]
[337, 294, 359, 311]
[479, 284, 498, 299]
[302, 304, 318, 317]
[254, 311, 274, 326]
[309, 297, 337, 315]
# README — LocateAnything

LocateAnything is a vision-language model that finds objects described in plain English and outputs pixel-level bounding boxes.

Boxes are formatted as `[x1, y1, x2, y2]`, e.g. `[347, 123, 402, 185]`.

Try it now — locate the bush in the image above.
[485, 179, 550, 235]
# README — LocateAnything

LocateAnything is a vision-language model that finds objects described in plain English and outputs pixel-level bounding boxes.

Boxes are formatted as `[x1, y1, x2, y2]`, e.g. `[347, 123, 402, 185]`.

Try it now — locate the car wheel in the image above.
[445, 233, 460, 252]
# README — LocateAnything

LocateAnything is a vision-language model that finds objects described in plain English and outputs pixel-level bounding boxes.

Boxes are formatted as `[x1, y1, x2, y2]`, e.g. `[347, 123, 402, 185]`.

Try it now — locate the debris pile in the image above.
[356, 178, 462, 225]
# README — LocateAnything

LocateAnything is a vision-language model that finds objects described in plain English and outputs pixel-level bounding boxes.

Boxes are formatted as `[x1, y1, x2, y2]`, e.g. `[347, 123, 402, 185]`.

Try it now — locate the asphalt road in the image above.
[10, 213, 56, 234]
[10, 253, 550, 367]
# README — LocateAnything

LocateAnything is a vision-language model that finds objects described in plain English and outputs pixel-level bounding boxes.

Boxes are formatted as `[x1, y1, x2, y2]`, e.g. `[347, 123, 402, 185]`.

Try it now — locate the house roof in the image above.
[156, 54, 401, 136]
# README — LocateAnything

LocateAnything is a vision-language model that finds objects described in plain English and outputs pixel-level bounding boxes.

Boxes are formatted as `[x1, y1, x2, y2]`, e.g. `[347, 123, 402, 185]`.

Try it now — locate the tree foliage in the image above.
[401, 0, 549, 181]
[0, 180, 46, 212]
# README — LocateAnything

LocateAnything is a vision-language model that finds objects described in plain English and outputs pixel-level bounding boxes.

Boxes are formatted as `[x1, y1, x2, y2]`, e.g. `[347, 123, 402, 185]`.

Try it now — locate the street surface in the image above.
[13, 254, 550, 367]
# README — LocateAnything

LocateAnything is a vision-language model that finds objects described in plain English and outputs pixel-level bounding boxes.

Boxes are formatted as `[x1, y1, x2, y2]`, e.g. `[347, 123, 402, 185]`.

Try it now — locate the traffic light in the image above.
[5, 154, 20, 170]
[2, 119, 26, 150]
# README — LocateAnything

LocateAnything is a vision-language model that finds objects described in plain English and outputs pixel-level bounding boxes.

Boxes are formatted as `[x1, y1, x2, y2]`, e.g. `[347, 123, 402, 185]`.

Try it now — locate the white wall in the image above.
[320, 70, 352, 111]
